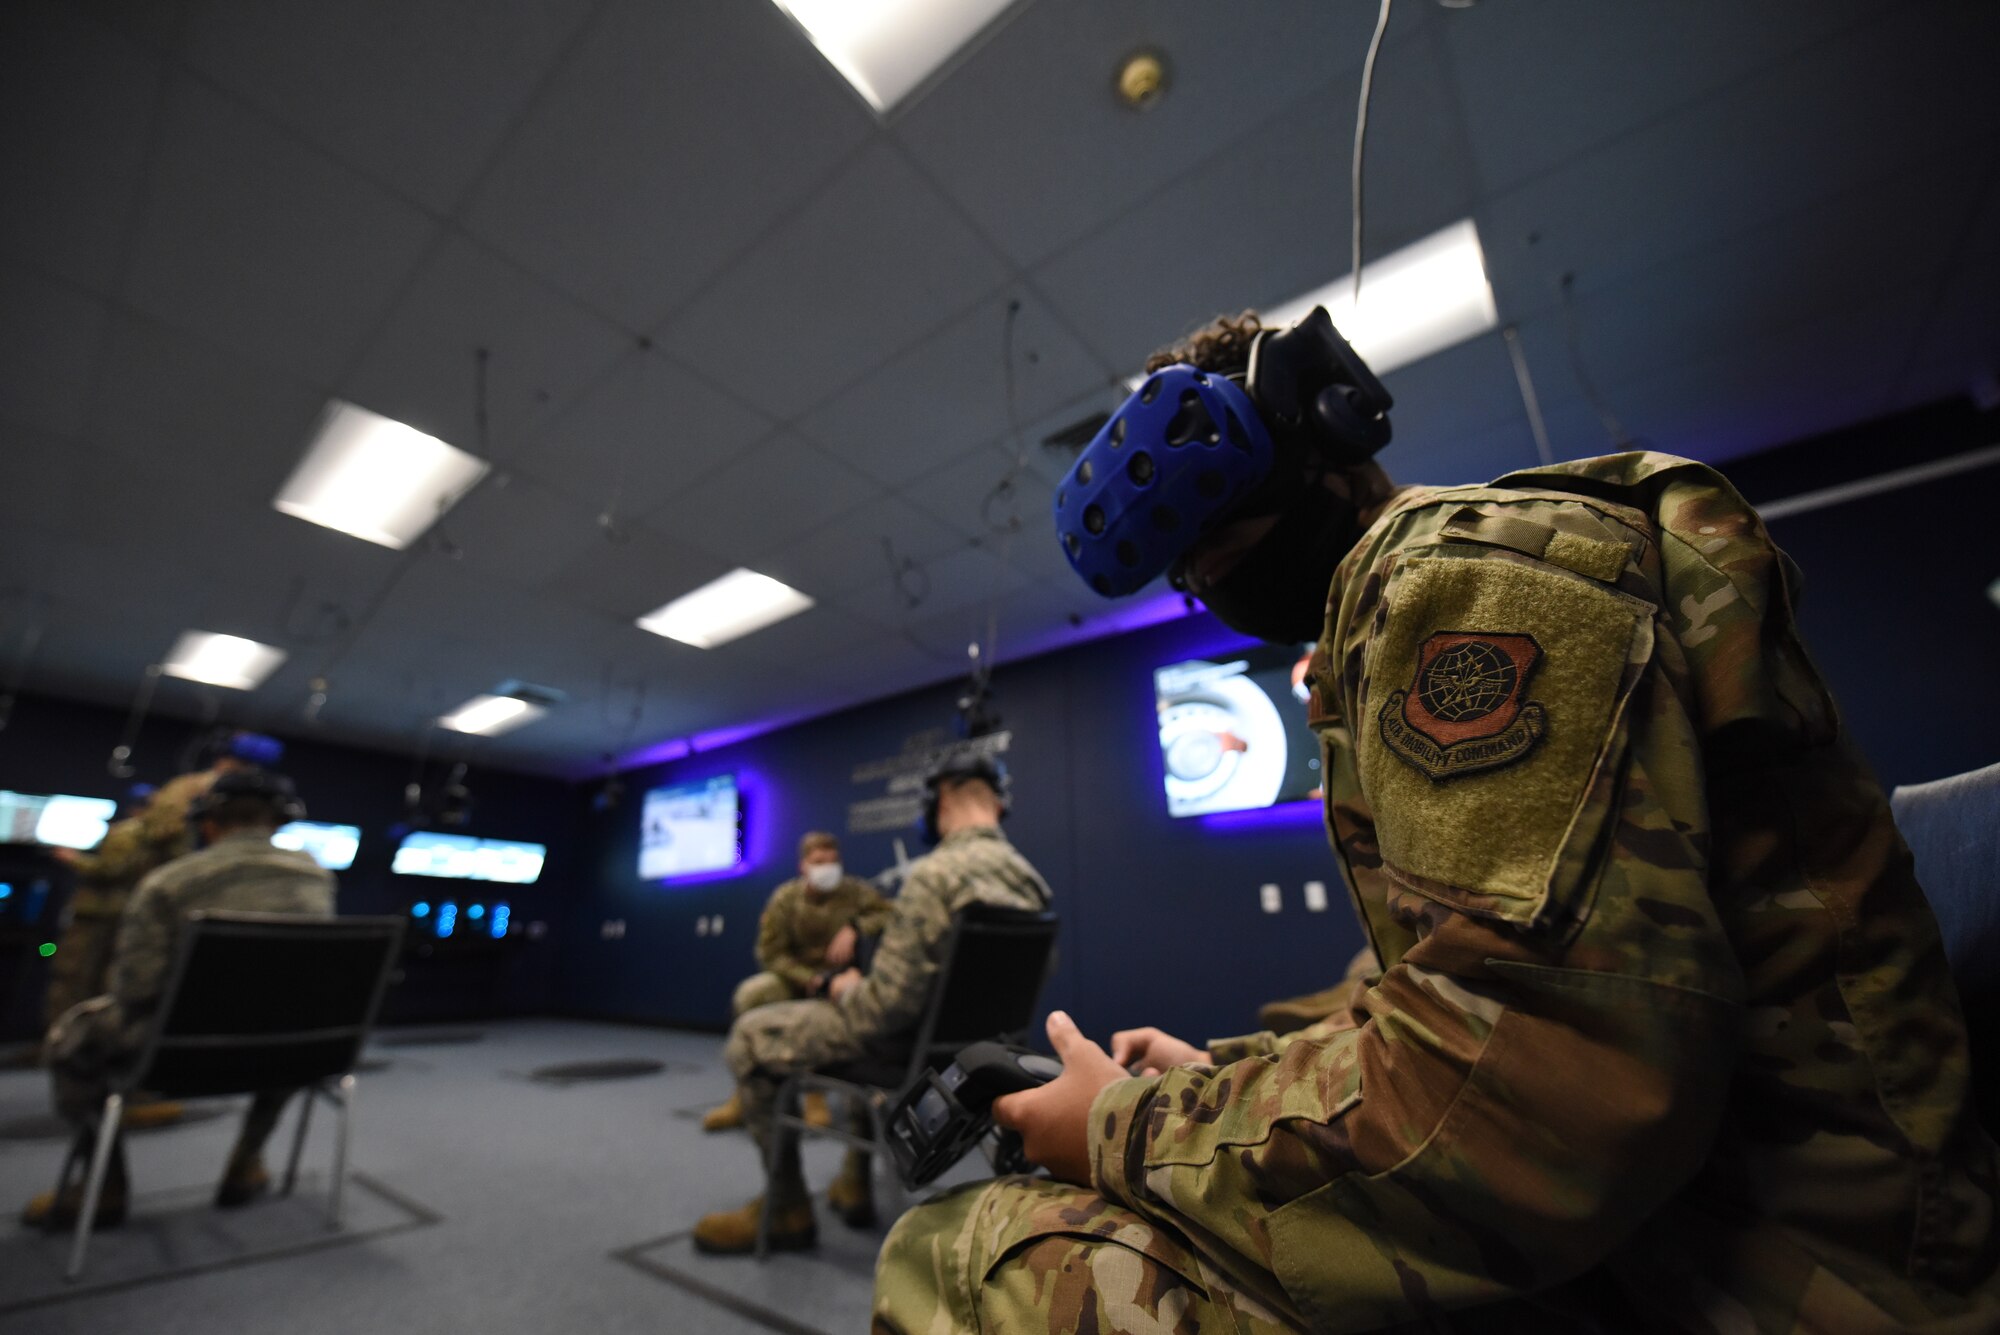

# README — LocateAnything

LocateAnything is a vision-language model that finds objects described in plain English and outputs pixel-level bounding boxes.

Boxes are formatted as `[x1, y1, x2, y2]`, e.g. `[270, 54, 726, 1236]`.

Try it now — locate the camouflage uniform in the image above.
[875, 452, 2000, 1333]
[44, 769, 218, 1028]
[733, 874, 893, 1015]
[50, 829, 336, 1136]
[724, 826, 1051, 1208]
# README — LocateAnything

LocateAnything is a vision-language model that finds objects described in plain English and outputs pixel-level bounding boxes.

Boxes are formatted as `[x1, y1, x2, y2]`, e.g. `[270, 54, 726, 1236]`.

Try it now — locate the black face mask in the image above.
[1175, 478, 1361, 644]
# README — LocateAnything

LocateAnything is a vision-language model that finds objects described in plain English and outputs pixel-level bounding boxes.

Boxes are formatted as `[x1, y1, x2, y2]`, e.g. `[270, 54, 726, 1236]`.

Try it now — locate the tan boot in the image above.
[701, 1092, 744, 1132]
[826, 1155, 876, 1229]
[801, 1090, 833, 1129]
[121, 1099, 185, 1131]
[216, 1155, 270, 1209]
[692, 1196, 816, 1255]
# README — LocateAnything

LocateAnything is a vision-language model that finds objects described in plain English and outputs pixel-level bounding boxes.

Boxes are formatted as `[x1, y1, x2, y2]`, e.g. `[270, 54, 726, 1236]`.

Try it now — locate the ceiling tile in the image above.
[0, 266, 106, 439]
[462, 0, 875, 327]
[511, 348, 772, 518]
[341, 234, 632, 453]
[897, 441, 1049, 542]
[439, 473, 610, 590]
[893, 0, 1393, 267]
[657, 142, 1011, 420]
[1442, 0, 1899, 192]
[651, 432, 880, 563]
[1031, 44, 1479, 375]
[801, 290, 1109, 486]
[1477, 2, 2000, 326]
[177, 0, 599, 214]
[120, 77, 440, 384]
[758, 494, 968, 603]
[542, 518, 731, 623]
[835, 542, 1028, 625]
[0, 5, 162, 294]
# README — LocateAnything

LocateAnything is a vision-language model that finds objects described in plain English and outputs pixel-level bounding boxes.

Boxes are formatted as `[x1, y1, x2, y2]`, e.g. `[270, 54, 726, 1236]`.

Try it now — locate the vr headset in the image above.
[921, 753, 1011, 845]
[188, 769, 307, 825]
[1053, 307, 1393, 598]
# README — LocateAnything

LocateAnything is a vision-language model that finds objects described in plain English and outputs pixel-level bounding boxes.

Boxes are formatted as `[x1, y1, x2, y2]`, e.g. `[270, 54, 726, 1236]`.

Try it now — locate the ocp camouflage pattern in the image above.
[874, 452, 2000, 1334]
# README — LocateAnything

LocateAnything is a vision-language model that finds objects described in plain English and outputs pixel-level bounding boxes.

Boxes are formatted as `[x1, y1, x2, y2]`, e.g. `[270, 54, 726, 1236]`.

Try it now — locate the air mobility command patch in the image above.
[1379, 632, 1546, 781]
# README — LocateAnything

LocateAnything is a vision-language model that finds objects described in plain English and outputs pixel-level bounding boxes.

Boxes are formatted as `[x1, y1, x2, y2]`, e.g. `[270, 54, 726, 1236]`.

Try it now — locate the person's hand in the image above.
[992, 1012, 1128, 1187]
[823, 923, 858, 970]
[827, 967, 864, 1002]
[1109, 1027, 1210, 1076]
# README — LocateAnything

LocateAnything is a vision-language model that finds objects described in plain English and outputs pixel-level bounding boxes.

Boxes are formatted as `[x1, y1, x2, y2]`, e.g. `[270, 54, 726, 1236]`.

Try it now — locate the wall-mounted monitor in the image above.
[273, 821, 362, 871]
[638, 774, 742, 880]
[1154, 646, 1322, 818]
[391, 832, 545, 884]
[0, 790, 118, 850]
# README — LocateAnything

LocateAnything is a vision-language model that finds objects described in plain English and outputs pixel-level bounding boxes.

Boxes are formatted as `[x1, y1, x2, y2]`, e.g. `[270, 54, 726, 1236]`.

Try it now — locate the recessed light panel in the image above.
[637, 569, 815, 649]
[160, 632, 287, 690]
[273, 401, 489, 549]
[770, 0, 1014, 113]
[439, 694, 548, 737]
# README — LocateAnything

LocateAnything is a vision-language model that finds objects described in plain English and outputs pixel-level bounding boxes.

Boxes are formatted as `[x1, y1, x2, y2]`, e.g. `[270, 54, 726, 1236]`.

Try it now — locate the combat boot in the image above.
[825, 1152, 876, 1228]
[692, 1196, 816, 1255]
[701, 1092, 744, 1132]
[122, 1098, 185, 1131]
[215, 1154, 270, 1208]
[20, 1141, 129, 1232]
[802, 1089, 833, 1129]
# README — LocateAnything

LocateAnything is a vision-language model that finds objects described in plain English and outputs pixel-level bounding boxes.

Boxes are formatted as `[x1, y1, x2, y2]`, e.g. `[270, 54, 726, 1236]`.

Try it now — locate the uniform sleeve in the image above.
[841, 866, 953, 1039]
[755, 885, 817, 991]
[104, 867, 180, 1030]
[67, 817, 150, 883]
[1088, 542, 1749, 1328]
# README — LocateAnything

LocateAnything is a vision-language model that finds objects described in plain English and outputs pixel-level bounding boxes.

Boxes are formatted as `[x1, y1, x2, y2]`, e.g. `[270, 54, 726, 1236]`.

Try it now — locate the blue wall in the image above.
[560, 610, 1367, 1046]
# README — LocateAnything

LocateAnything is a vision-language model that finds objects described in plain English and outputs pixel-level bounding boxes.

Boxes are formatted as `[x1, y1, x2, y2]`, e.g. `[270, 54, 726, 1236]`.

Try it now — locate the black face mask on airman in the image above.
[1172, 477, 1362, 645]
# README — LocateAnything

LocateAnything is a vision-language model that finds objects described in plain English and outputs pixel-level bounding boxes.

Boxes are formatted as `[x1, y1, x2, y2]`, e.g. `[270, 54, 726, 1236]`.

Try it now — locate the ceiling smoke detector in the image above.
[1116, 50, 1167, 110]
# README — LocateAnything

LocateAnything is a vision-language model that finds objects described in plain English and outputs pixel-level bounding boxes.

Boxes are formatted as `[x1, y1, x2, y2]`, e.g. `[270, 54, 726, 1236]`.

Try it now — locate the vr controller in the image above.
[887, 1041, 1062, 1188]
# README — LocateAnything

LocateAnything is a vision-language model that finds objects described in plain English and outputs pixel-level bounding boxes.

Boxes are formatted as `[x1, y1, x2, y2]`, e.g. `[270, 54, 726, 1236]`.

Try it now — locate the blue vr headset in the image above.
[1053, 308, 1392, 598]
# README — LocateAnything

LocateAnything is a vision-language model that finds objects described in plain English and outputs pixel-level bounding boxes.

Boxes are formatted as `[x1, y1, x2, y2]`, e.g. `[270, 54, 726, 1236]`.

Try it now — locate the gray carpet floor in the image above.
[0, 1019, 988, 1334]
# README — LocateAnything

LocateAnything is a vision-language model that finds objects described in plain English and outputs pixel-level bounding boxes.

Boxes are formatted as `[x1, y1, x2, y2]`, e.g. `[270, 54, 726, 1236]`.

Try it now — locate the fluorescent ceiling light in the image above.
[1130, 220, 1500, 392]
[439, 694, 547, 737]
[770, 0, 1014, 114]
[160, 632, 287, 691]
[637, 569, 815, 649]
[273, 400, 489, 549]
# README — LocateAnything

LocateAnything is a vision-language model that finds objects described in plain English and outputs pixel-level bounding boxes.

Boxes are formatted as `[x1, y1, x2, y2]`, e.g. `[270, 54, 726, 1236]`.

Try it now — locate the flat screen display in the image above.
[391, 832, 545, 884]
[0, 791, 118, 850]
[1154, 645, 1322, 817]
[273, 821, 362, 871]
[638, 774, 741, 880]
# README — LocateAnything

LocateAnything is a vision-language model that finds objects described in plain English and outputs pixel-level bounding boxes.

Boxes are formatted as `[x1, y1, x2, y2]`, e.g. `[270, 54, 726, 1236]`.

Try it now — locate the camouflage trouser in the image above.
[43, 909, 124, 1030]
[731, 970, 804, 1017]
[872, 1176, 1298, 1335]
[722, 997, 875, 1207]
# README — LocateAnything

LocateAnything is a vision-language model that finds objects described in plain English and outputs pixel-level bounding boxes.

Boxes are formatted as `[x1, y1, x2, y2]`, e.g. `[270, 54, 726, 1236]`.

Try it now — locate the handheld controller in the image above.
[887, 1041, 1062, 1188]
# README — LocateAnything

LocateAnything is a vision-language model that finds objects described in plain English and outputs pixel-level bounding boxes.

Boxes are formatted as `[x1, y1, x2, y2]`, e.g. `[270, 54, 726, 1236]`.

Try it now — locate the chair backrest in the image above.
[1892, 762, 2000, 1129]
[128, 911, 405, 1098]
[908, 904, 1060, 1063]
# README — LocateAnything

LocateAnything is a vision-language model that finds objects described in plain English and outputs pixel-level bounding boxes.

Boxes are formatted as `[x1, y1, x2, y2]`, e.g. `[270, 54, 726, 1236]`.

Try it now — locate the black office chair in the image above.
[756, 903, 1060, 1258]
[60, 911, 404, 1279]
[1893, 762, 2000, 1132]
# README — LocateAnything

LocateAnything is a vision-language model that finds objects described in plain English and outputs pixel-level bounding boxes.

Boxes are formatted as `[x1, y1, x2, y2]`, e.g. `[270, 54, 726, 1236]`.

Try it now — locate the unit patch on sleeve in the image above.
[1379, 632, 1545, 781]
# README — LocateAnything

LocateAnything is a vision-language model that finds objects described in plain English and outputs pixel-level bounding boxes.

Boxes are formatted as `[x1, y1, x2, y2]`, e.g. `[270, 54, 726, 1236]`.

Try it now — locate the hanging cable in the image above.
[1558, 272, 1630, 446]
[107, 664, 163, 778]
[1351, 0, 1395, 306]
[1502, 326, 1557, 467]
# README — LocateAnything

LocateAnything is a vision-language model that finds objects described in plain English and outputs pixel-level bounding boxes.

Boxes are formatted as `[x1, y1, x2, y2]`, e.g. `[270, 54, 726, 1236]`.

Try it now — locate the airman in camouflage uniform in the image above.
[704, 831, 894, 1130]
[44, 767, 220, 1028]
[24, 770, 336, 1230]
[694, 781, 1051, 1255]
[875, 452, 2000, 1332]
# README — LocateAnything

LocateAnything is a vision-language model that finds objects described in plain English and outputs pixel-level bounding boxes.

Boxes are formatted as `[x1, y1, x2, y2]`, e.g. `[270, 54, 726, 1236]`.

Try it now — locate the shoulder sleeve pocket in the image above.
[1358, 552, 1654, 934]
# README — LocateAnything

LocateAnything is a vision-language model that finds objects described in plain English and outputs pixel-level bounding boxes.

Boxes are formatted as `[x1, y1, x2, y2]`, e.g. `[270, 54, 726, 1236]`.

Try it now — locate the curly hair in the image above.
[1143, 311, 1263, 376]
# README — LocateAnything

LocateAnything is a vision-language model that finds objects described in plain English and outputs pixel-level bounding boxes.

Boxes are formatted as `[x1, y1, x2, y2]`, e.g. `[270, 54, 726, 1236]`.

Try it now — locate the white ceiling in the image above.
[1, 0, 1995, 777]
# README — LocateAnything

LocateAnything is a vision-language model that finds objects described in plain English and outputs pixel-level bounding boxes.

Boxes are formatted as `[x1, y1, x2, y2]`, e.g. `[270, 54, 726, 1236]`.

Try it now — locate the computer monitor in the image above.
[638, 774, 742, 880]
[0, 790, 118, 850]
[272, 821, 362, 871]
[391, 832, 545, 884]
[1154, 645, 1323, 818]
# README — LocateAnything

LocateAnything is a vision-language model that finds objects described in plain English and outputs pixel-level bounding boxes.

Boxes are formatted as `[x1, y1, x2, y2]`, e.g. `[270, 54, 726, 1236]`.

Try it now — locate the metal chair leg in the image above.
[281, 1082, 318, 1197]
[755, 1076, 796, 1261]
[327, 1075, 354, 1231]
[65, 1092, 124, 1282]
